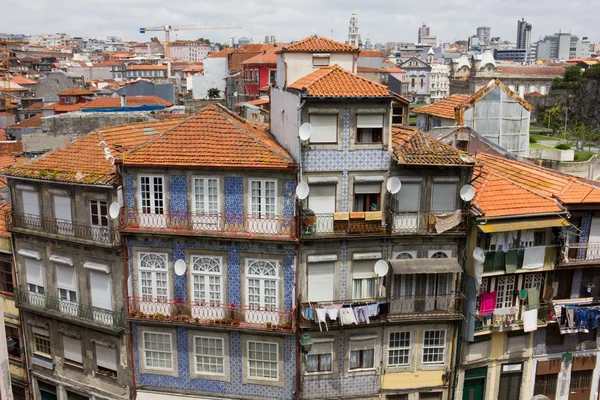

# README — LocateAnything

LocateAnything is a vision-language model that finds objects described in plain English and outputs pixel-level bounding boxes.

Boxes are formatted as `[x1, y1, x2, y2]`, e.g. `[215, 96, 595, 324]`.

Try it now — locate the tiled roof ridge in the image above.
[214, 105, 293, 165]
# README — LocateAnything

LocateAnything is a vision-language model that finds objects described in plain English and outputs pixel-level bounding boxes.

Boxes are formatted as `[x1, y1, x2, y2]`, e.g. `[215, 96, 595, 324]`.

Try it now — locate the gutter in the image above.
[476, 211, 570, 222]
[1, 175, 114, 188]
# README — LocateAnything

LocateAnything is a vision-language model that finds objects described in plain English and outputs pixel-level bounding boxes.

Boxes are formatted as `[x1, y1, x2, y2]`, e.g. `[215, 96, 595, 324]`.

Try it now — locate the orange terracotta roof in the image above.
[11, 75, 37, 85]
[455, 79, 533, 119]
[413, 94, 471, 119]
[3, 120, 181, 185]
[279, 35, 359, 53]
[359, 50, 384, 57]
[288, 65, 390, 98]
[122, 105, 294, 169]
[474, 153, 600, 213]
[241, 46, 279, 65]
[391, 126, 475, 166]
[182, 64, 204, 73]
[385, 67, 404, 73]
[125, 64, 167, 70]
[42, 102, 86, 112]
[25, 102, 44, 111]
[81, 96, 172, 109]
[235, 98, 270, 107]
[496, 65, 565, 77]
[0, 203, 10, 235]
[7, 115, 43, 129]
[206, 48, 235, 58]
[237, 44, 275, 53]
[0, 141, 23, 156]
[58, 88, 94, 96]
[357, 66, 383, 73]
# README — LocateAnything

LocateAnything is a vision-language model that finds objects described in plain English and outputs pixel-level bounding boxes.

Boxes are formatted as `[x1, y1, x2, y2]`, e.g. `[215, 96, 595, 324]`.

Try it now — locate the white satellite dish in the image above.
[174, 259, 187, 276]
[374, 260, 389, 277]
[299, 123, 313, 141]
[108, 202, 120, 220]
[233, 91, 239, 97]
[386, 177, 402, 194]
[296, 182, 310, 200]
[460, 184, 475, 202]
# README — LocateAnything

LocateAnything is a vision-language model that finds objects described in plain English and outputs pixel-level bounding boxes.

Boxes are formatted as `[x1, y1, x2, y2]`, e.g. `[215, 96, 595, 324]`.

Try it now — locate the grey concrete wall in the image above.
[117, 80, 176, 103]
[41, 112, 158, 137]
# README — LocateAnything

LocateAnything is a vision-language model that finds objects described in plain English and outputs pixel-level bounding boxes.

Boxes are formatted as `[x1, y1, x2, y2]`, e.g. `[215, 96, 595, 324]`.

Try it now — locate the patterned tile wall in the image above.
[339, 243, 348, 300]
[282, 179, 296, 228]
[125, 173, 135, 209]
[169, 176, 188, 221]
[173, 242, 186, 301]
[571, 269, 583, 299]
[533, 325, 600, 356]
[301, 330, 380, 398]
[225, 177, 244, 224]
[577, 212, 592, 259]
[228, 245, 241, 305]
[133, 325, 296, 398]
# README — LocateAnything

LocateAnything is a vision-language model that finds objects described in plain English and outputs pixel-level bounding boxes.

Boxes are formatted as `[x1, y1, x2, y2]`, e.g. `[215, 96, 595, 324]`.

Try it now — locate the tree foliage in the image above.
[207, 88, 220, 99]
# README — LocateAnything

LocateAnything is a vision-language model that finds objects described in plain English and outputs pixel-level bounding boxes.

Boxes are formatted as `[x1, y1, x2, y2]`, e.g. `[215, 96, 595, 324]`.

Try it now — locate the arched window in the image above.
[431, 251, 449, 259]
[191, 256, 222, 304]
[395, 252, 414, 260]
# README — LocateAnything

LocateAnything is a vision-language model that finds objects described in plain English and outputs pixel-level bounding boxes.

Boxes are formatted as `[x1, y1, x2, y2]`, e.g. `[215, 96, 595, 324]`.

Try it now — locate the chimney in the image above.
[120, 94, 126, 107]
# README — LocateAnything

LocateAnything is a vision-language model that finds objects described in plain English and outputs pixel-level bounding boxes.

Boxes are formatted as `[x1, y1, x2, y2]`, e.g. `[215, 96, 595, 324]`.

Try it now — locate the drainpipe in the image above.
[295, 100, 305, 400]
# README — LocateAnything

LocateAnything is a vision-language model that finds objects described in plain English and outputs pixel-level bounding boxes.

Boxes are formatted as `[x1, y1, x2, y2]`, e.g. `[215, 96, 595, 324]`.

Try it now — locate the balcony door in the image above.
[53, 195, 74, 236]
[139, 175, 166, 228]
[191, 256, 223, 320]
[392, 181, 421, 232]
[56, 264, 78, 316]
[392, 273, 415, 313]
[587, 217, 600, 260]
[90, 270, 113, 325]
[192, 177, 220, 231]
[425, 273, 451, 312]
[138, 253, 170, 315]
[246, 259, 279, 324]
[89, 200, 109, 243]
[248, 180, 277, 234]
[22, 190, 41, 230]
[307, 185, 336, 234]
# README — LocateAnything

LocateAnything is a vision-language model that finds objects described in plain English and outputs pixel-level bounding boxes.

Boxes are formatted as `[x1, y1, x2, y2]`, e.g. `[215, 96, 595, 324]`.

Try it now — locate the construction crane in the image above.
[139, 24, 242, 77]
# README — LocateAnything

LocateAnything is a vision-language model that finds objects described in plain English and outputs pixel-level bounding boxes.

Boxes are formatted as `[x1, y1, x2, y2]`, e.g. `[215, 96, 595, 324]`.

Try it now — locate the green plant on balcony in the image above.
[265, 322, 273, 328]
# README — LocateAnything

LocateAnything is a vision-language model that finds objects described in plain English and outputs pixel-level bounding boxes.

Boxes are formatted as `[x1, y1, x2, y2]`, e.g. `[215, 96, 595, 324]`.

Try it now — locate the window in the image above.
[95, 344, 117, 378]
[307, 262, 334, 302]
[312, 56, 330, 66]
[422, 330, 445, 364]
[89, 200, 108, 227]
[496, 275, 515, 309]
[89, 270, 112, 317]
[193, 177, 219, 216]
[53, 195, 73, 235]
[420, 78, 424, 88]
[138, 252, 169, 301]
[6, 325, 21, 360]
[66, 392, 88, 400]
[352, 261, 377, 299]
[349, 338, 375, 370]
[430, 251, 449, 259]
[411, 78, 415, 87]
[356, 114, 383, 143]
[308, 114, 337, 143]
[56, 265, 78, 314]
[143, 332, 173, 370]
[246, 259, 278, 310]
[191, 256, 222, 305]
[32, 327, 51, 357]
[0, 261, 14, 294]
[353, 183, 381, 212]
[431, 182, 456, 211]
[249, 180, 276, 219]
[248, 341, 278, 379]
[306, 341, 333, 373]
[570, 370, 592, 395]
[62, 336, 83, 365]
[308, 184, 336, 215]
[25, 257, 44, 295]
[388, 331, 410, 366]
[393, 182, 420, 212]
[139, 175, 165, 215]
[534, 373, 558, 399]
[269, 69, 276, 84]
[194, 336, 224, 374]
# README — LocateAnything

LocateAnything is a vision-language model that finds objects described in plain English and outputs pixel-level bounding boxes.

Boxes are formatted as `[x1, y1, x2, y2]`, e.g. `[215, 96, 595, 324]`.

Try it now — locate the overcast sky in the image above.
[3, 0, 597, 45]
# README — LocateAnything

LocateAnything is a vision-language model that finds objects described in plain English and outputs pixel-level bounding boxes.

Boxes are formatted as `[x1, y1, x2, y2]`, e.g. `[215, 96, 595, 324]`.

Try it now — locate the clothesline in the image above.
[303, 300, 388, 331]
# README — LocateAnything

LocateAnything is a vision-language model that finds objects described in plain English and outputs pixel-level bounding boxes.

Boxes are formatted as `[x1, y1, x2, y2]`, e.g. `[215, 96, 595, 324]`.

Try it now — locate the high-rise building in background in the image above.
[516, 18, 532, 50]
[347, 12, 362, 48]
[536, 32, 591, 60]
[477, 26, 491, 47]
[418, 23, 430, 43]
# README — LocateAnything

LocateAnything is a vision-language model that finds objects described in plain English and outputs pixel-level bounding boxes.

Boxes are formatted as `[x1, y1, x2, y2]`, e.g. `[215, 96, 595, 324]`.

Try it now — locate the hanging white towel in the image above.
[523, 309, 538, 332]
[523, 246, 545, 269]
[496, 232, 508, 252]
[315, 308, 328, 332]
[434, 210, 462, 233]
[520, 230, 535, 247]
[339, 308, 357, 325]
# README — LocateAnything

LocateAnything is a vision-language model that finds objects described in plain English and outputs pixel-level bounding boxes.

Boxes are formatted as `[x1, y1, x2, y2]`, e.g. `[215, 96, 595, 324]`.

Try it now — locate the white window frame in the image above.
[193, 335, 225, 376]
[138, 175, 165, 215]
[305, 340, 334, 374]
[422, 330, 446, 364]
[248, 179, 277, 219]
[137, 253, 170, 317]
[89, 199, 109, 227]
[387, 331, 411, 367]
[191, 256, 223, 306]
[192, 177, 220, 216]
[245, 259, 279, 308]
[142, 331, 174, 371]
[247, 340, 279, 381]
[349, 337, 376, 371]
[32, 327, 51, 358]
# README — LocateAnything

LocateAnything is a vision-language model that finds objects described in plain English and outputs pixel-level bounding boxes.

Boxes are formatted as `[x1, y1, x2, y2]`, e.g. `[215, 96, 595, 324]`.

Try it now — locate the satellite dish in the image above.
[386, 177, 402, 194]
[108, 202, 120, 219]
[374, 260, 389, 277]
[233, 91, 238, 97]
[296, 182, 309, 200]
[460, 184, 475, 202]
[299, 123, 312, 141]
[174, 259, 187, 276]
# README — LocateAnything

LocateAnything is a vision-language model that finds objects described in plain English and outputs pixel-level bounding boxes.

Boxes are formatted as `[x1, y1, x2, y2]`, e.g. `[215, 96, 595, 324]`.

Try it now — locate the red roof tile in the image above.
[0, 141, 23, 156]
[496, 65, 565, 77]
[0, 129, 5, 141]
[7, 115, 43, 129]
[42, 102, 86, 112]
[0, 203, 10, 236]
[412, 95, 471, 119]
[182, 64, 204, 73]
[392, 126, 475, 166]
[122, 105, 294, 169]
[11, 75, 37, 85]
[58, 88, 94, 96]
[3, 120, 180, 185]
[288, 65, 390, 98]
[279, 35, 358, 53]
[25, 102, 44, 111]
[359, 50, 384, 57]
[125, 64, 167, 70]
[206, 48, 235, 58]
[81, 96, 172, 109]
[241, 46, 280, 65]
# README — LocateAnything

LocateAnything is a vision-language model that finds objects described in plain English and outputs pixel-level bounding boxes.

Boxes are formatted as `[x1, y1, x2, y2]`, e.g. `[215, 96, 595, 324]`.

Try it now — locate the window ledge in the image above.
[305, 371, 334, 376]
[64, 361, 84, 370]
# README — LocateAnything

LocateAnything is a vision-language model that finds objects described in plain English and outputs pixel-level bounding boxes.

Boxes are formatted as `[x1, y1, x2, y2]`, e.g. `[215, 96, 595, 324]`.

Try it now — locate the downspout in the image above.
[115, 163, 137, 400]
[295, 100, 305, 400]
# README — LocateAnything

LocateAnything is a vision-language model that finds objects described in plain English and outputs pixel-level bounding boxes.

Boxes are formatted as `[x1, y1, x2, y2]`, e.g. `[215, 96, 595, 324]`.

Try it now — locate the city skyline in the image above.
[2, 0, 597, 45]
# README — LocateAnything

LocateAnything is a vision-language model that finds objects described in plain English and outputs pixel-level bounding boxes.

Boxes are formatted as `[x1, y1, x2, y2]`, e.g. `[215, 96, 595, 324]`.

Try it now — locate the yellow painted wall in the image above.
[489, 332, 505, 359]
[2, 296, 19, 324]
[9, 362, 25, 380]
[381, 370, 444, 389]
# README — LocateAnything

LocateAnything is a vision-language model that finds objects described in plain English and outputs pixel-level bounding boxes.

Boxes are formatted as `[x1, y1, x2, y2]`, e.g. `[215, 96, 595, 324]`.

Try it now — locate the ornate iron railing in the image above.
[388, 294, 464, 318]
[560, 242, 600, 265]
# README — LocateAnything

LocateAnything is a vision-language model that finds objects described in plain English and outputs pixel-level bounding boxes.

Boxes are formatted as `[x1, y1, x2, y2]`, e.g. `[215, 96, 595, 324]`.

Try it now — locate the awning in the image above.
[390, 258, 462, 274]
[477, 218, 569, 233]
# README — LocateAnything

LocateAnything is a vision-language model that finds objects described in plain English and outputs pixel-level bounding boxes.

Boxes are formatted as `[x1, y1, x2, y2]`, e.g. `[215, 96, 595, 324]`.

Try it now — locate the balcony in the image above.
[559, 242, 600, 266]
[15, 286, 124, 333]
[300, 298, 386, 328]
[127, 297, 296, 333]
[7, 211, 120, 247]
[301, 211, 387, 238]
[474, 304, 549, 334]
[483, 246, 557, 274]
[388, 294, 464, 321]
[121, 210, 295, 241]
[390, 210, 466, 235]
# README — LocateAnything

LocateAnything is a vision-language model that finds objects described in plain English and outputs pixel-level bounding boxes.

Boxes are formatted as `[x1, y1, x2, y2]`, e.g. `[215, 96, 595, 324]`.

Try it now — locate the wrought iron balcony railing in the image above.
[7, 210, 120, 247]
[388, 294, 464, 320]
[559, 242, 600, 266]
[121, 210, 295, 240]
[390, 210, 466, 235]
[15, 286, 123, 332]
[127, 297, 296, 332]
[474, 304, 549, 333]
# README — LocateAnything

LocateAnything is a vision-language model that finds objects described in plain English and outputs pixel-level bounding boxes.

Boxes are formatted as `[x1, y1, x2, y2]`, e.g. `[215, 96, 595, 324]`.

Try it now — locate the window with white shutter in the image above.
[25, 257, 44, 294]
[307, 262, 334, 302]
[308, 185, 336, 214]
[356, 114, 383, 143]
[352, 261, 377, 299]
[349, 337, 376, 370]
[306, 340, 333, 373]
[309, 114, 337, 143]
[22, 191, 40, 217]
[90, 270, 112, 311]
[53, 195, 73, 235]
[63, 336, 83, 365]
[95, 344, 117, 378]
[56, 264, 78, 315]
[393, 182, 421, 212]
[431, 182, 457, 211]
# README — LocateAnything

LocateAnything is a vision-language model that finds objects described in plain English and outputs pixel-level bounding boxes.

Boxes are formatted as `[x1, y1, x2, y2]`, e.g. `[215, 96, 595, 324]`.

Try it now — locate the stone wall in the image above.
[41, 111, 158, 137]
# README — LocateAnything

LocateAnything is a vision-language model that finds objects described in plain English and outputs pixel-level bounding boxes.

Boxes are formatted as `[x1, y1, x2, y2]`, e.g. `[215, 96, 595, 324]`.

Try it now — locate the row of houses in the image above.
[1, 34, 599, 400]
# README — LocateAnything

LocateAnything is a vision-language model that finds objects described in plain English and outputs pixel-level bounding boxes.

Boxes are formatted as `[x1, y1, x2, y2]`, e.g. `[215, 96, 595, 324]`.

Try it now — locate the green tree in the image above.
[564, 65, 583, 82]
[583, 63, 600, 82]
[207, 88, 220, 99]
[541, 104, 566, 135]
